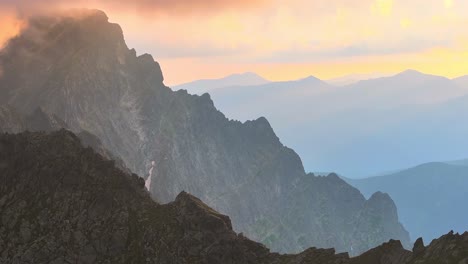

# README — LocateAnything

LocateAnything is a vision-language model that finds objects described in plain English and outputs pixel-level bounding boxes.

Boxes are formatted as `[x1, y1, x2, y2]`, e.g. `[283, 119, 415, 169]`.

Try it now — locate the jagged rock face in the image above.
[0, 9, 409, 255]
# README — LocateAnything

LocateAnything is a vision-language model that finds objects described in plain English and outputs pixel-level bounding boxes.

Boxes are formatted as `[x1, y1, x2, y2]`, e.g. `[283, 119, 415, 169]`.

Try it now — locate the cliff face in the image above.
[0, 9, 409, 255]
[0, 131, 466, 264]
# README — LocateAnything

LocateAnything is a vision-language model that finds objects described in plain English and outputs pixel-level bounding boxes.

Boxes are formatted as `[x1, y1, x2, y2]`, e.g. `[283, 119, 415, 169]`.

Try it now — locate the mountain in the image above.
[339, 70, 465, 106]
[173, 72, 270, 94]
[325, 72, 393, 86]
[187, 75, 332, 122]
[445, 158, 468, 166]
[0, 9, 409, 255]
[453, 75, 468, 89]
[0, 131, 466, 263]
[344, 161, 468, 243]
[185, 67, 468, 177]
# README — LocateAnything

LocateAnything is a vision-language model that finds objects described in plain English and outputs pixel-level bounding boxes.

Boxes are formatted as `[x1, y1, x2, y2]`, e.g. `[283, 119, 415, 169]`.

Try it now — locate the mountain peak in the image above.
[395, 69, 426, 78]
[368, 191, 391, 201]
[401, 69, 422, 74]
[394, 69, 443, 79]
[0, 8, 167, 112]
[1, 9, 126, 74]
[59, 8, 108, 21]
[220, 72, 269, 84]
[232, 71, 263, 78]
[297, 75, 323, 84]
[382, 69, 451, 84]
[173, 71, 269, 92]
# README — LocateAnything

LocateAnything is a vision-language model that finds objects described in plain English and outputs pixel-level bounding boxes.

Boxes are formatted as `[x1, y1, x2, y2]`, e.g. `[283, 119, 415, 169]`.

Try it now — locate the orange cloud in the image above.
[0, 11, 25, 49]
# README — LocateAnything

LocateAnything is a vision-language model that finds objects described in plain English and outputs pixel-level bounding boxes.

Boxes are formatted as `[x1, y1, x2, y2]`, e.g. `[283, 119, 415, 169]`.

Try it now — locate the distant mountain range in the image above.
[326, 72, 394, 86]
[343, 160, 468, 244]
[173, 72, 270, 94]
[175, 70, 468, 177]
[453, 75, 468, 89]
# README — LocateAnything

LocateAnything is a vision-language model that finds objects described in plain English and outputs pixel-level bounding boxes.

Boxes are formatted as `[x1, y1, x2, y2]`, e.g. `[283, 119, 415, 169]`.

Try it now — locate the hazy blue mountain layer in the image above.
[174, 72, 270, 94]
[344, 161, 468, 243]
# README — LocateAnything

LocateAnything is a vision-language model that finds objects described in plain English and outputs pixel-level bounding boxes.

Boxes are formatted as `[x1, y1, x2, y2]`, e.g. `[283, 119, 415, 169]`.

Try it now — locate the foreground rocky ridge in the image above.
[0, 9, 409, 254]
[0, 130, 272, 263]
[0, 131, 467, 264]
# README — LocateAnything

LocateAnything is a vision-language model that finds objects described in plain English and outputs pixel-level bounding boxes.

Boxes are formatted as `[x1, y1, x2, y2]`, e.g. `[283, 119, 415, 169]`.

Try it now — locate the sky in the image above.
[1, 0, 468, 85]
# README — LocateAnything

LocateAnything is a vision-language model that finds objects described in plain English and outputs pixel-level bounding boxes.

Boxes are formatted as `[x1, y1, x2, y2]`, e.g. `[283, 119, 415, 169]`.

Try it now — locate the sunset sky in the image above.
[1, 0, 468, 85]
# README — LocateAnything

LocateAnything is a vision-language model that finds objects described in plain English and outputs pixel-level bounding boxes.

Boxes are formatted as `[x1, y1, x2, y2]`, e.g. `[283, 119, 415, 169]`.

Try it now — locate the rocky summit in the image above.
[0, 9, 410, 255]
[0, 131, 467, 264]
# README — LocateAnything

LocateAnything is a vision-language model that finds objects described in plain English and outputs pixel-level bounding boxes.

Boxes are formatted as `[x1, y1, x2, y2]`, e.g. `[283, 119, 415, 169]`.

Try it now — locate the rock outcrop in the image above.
[412, 238, 425, 256]
[0, 9, 409, 255]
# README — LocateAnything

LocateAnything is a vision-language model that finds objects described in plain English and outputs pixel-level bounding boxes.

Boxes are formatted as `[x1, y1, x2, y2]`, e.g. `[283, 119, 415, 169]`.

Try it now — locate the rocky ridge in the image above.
[0, 131, 467, 263]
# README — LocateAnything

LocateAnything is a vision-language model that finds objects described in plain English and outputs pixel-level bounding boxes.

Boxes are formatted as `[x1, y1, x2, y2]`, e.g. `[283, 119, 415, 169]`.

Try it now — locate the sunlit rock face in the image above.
[0, 9, 409, 255]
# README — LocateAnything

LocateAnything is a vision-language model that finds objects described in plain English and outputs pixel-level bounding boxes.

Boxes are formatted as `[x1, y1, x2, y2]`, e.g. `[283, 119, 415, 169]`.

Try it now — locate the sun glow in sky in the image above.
[1, 0, 468, 85]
